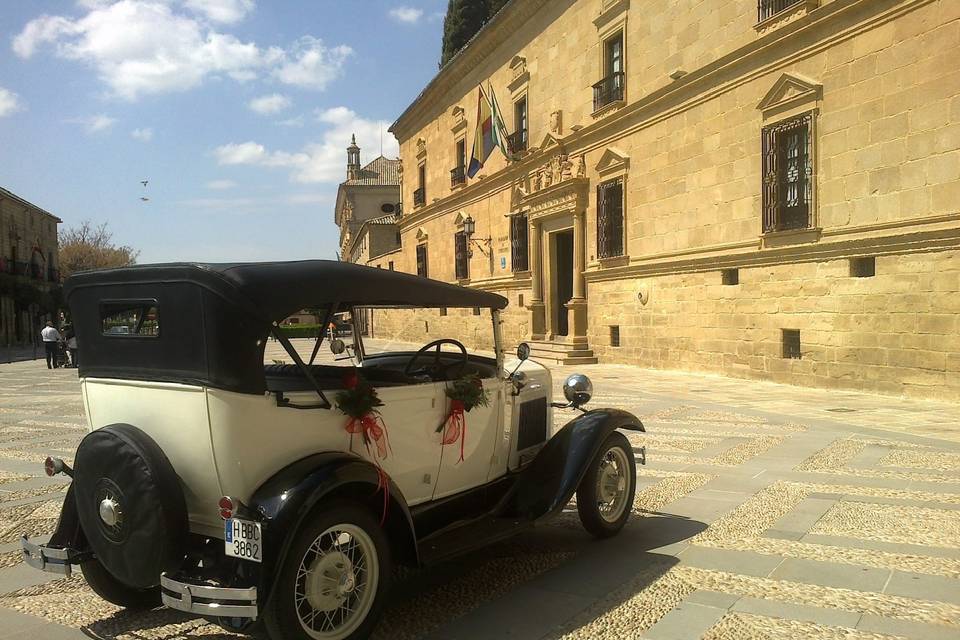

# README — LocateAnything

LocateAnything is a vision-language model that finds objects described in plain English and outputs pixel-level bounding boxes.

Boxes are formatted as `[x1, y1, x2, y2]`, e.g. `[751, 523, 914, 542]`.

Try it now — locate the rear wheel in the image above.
[80, 558, 161, 609]
[576, 431, 636, 538]
[266, 503, 391, 640]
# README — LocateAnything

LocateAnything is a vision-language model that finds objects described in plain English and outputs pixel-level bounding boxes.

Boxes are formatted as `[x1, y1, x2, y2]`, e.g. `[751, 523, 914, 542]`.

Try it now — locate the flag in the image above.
[487, 82, 511, 156]
[467, 84, 494, 178]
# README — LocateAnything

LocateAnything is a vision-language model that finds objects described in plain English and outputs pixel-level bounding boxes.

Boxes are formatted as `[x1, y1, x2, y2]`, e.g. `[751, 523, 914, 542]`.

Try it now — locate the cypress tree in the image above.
[441, 0, 490, 66]
[487, 0, 510, 17]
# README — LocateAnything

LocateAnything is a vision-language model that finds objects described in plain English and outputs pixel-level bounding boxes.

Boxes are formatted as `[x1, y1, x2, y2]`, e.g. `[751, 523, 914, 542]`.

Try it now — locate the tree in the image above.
[58, 220, 139, 279]
[440, 0, 491, 66]
[487, 0, 510, 16]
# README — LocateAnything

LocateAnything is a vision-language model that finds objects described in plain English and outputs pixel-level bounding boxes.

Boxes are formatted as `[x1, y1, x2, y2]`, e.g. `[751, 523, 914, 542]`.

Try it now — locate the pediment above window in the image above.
[416, 138, 427, 159]
[453, 211, 467, 227]
[415, 227, 428, 241]
[594, 0, 629, 30]
[757, 73, 822, 118]
[595, 147, 629, 178]
[508, 55, 529, 93]
[537, 132, 565, 154]
[450, 106, 467, 133]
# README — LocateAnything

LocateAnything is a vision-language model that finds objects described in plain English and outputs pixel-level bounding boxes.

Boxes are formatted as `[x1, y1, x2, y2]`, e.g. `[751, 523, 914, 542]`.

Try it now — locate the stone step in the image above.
[527, 339, 598, 365]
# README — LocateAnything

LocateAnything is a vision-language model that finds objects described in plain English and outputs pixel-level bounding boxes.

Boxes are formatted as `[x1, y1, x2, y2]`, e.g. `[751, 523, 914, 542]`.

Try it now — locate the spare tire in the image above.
[74, 424, 188, 589]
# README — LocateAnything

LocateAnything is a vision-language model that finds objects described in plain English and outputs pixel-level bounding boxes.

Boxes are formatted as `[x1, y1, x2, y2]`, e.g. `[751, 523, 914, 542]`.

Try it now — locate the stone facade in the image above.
[0, 187, 62, 347]
[381, 0, 960, 400]
[335, 139, 401, 264]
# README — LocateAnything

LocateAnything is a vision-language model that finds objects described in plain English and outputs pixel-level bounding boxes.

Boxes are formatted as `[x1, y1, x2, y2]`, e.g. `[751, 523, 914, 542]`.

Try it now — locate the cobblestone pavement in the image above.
[1, 355, 959, 639]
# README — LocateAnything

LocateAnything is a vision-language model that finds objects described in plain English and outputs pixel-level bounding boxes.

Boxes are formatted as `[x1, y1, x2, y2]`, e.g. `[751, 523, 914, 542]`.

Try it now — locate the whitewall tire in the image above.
[576, 431, 637, 538]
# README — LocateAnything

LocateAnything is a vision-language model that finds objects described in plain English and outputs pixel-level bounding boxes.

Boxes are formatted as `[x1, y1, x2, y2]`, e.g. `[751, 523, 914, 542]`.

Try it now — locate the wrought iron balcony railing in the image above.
[758, 0, 804, 21]
[450, 166, 466, 187]
[508, 129, 527, 153]
[413, 187, 426, 207]
[592, 72, 625, 112]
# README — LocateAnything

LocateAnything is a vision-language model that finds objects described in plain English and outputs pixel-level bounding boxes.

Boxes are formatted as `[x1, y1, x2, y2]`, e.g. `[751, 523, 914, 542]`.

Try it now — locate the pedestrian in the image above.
[40, 321, 62, 369]
[64, 325, 78, 368]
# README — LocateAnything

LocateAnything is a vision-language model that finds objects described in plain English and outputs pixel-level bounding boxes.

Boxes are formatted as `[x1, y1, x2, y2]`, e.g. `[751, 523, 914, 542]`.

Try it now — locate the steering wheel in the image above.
[403, 339, 469, 380]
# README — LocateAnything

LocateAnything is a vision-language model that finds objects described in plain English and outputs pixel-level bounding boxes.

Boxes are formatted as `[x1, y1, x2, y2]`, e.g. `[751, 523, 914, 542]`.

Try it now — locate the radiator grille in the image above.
[517, 397, 548, 451]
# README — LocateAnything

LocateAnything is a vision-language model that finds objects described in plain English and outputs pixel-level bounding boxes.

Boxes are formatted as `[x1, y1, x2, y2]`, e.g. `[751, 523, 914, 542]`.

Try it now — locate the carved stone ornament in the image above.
[533, 170, 543, 191]
[559, 154, 573, 180]
[757, 72, 823, 118]
[550, 110, 563, 135]
[510, 55, 527, 81]
[416, 138, 427, 158]
[541, 164, 553, 188]
[575, 155, 586, 178]
[450, 106, 467, 133]
[396, 158, 403, 180]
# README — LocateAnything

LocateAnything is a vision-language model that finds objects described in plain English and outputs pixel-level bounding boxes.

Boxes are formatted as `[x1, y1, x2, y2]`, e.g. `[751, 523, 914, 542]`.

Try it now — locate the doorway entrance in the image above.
[553, 230, 574, 336]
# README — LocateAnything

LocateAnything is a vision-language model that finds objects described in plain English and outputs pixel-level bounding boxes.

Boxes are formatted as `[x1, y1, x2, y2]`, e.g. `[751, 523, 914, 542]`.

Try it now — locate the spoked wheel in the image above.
[267, 504, 391, 640]
[576, 431, 637, 538]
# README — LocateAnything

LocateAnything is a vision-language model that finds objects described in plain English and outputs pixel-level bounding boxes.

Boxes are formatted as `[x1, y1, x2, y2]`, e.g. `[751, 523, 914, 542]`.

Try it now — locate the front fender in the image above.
[506, 408, 643, 521]
[248, 452, 417, 606]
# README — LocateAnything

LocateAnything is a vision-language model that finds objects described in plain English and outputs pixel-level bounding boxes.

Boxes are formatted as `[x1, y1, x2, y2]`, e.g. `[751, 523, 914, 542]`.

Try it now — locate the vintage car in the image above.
[21, 261, 645, 640]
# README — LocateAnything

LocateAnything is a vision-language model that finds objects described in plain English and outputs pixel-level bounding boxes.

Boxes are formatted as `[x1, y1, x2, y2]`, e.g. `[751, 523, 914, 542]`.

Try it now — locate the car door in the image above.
[431, 375, 504, 500]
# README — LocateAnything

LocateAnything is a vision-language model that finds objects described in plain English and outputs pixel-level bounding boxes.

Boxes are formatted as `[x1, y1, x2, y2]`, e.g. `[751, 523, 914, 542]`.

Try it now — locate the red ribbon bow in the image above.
[346, 413, 391, 460]
[441, 399, 467, 463]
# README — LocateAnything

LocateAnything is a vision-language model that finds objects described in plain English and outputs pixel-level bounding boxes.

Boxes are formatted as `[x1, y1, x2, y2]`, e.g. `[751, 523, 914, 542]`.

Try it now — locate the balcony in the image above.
[413, 187, 426, 207]
[758, 0, 805, 21]
[450, 166, 466, 188]
[508, 129, 527, 154]
[592, 72, 625, 112]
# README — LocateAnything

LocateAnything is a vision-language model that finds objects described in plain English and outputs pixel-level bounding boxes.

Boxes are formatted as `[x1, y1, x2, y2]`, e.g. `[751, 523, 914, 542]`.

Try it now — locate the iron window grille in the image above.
[450, 166, 466, 187]
[454, 231, 469, 280]
[413, 187, 426, 207]
[416, 244, 428, 277]
[510, 213, 529, 272]
[597, 178, 625, 259]
[762, 111, 814, 234]
[593, 72, 625, 111]
[508, 129, 527, 153]
[782, 329, 802, 359]
[758, 0, 805, 21]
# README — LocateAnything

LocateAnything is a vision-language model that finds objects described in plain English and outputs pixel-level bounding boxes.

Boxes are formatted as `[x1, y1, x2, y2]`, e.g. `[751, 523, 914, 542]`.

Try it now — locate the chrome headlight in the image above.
[563, 373, 593, 407]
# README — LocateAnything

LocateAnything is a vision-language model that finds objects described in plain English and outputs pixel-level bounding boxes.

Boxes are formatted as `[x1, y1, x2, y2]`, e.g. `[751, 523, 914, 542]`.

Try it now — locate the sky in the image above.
[0, 0, 448, 262]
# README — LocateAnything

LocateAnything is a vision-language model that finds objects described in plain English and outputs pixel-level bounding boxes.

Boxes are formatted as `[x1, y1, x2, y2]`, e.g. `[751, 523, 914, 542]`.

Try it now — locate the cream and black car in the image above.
[21, 260, 645, 640]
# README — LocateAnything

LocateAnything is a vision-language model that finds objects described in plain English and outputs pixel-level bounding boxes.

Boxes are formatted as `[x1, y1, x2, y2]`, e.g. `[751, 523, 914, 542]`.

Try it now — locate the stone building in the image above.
[0, 186, 62, 347]
[381, 0, 960, 401]
[335, 135, 402, 266]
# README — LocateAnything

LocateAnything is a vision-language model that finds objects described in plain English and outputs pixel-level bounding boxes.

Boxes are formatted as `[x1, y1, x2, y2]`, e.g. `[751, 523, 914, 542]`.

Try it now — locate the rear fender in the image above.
[248, 452, 417, 606]
[507, 408, 643, 520]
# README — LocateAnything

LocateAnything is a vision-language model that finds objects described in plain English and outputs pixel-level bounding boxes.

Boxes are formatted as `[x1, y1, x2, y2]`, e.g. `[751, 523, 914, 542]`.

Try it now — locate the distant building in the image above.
[335, 135, 402, 266]
[0, 186, 62, 347]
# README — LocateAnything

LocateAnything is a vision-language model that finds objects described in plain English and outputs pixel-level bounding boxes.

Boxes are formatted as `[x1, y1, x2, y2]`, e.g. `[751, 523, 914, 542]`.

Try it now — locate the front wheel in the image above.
[80, 558, 161, 609]
[576, 431, 637, 538]
[266, 503, 391, 640]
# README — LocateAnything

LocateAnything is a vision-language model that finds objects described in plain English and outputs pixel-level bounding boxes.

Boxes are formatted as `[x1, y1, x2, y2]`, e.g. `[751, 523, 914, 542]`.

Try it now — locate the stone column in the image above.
[528, 218, 546, 340]
[566, 208, 588, 347]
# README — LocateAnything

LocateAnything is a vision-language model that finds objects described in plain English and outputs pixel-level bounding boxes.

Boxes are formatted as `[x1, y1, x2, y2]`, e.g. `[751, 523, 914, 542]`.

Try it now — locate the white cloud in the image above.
[248, 93, 291, 114]
[131, 126, 153, 141]
[68, 113, 116, 133]
[206, 179, 237, 190]
[275, 114, 305, 127]
[12, 2, 347, 100]
[0, 87, 23, 117]
[212, 107, 398, 184]
[182, 0, 255, 24]
[272, 36, 351, 90]
[388, 7, 423, 24]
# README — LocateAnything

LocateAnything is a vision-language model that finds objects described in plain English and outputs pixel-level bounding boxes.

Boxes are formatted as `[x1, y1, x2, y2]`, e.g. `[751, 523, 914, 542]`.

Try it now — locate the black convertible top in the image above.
[64, 260, 507, 394]
[66, 260, 507, 320]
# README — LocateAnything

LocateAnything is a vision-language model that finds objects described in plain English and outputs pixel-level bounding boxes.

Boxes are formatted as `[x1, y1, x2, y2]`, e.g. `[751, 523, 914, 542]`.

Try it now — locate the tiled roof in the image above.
[344, 156, 401, 186]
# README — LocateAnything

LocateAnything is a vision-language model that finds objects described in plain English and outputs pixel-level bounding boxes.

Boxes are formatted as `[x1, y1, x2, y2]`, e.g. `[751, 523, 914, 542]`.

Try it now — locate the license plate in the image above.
[224, 518, 262, 563]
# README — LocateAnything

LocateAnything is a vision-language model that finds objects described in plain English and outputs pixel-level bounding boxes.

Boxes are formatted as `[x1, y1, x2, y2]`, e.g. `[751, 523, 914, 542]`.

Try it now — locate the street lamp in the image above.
[462, 215, 491, 257]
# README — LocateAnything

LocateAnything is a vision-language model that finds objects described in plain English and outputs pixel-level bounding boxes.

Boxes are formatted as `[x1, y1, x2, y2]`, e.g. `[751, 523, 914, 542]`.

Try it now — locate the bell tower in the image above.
[346, 134, 360, 180]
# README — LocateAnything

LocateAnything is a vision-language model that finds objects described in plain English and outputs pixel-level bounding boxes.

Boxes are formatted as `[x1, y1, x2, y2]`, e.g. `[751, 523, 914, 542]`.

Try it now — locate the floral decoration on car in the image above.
[438, 373, 490, 462]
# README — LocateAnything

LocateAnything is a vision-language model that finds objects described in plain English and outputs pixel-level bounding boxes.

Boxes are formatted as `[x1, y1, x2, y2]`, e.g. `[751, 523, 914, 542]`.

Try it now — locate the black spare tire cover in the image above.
[74, 424, 188, 589]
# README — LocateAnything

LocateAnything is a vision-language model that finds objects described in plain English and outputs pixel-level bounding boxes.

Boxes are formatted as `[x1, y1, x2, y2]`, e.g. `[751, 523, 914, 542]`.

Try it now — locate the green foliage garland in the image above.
[444, 373, 490, 412]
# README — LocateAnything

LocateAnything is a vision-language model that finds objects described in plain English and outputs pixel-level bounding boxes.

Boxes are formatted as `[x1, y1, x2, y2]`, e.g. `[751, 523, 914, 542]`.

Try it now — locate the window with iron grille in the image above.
[510, 213, 529, 272]
[416, 243, 428, 277]
[597, 178, 625, 258]
[762, 111, 814, 233]
[454, 231, 469, 280]
[758, 0, 805, 22]
[782, 329, 801, 359]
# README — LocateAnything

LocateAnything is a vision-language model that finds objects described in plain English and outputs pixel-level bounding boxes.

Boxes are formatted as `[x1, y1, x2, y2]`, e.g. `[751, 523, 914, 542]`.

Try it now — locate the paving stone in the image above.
[678, 546, 784, 577]
[768, 496, 836, 536]
[769, 557, 892, 592]
[730, 596, 863, 628]
[685, 589, 741, 610]
[884, 570, 960, 605]
[856, 614, 960, 640]
[644, 601, 728, 640]
[799, 533, 960, 561]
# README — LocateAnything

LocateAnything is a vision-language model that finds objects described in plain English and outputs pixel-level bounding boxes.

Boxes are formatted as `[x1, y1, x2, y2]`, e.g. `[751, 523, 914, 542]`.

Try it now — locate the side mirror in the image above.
[329, 338, 346, 355]
[516, 342, 531, 361]
[563, 373, 593, 408]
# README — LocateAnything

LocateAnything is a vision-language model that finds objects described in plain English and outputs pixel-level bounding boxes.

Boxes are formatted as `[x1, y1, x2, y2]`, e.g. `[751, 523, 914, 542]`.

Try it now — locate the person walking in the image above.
[64, 325, 78, 368]
[40, 321, 62, 369]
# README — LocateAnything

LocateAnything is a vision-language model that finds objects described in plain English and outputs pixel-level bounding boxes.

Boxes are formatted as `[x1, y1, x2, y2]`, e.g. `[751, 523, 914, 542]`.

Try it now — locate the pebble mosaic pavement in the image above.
[1, 352, 959, 639]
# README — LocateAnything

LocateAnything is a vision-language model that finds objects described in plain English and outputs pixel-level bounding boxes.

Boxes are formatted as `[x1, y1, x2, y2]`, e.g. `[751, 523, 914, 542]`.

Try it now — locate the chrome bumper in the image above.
[160, 573, 258, 620]
[20, 536, 77, 576]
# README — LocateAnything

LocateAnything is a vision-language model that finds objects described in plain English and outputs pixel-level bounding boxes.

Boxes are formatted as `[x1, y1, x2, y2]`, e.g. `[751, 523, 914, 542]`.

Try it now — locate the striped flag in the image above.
[467, 84, 510, 178]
